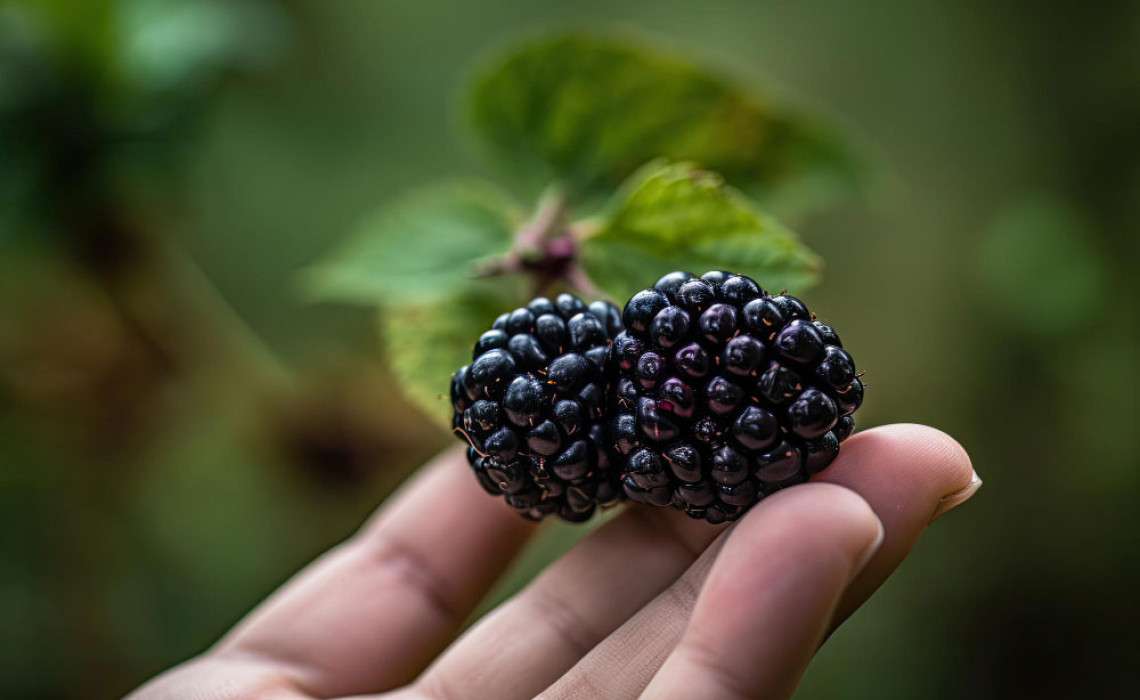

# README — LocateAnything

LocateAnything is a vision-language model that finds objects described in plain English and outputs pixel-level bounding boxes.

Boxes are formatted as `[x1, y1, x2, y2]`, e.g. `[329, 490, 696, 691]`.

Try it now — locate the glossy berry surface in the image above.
[451, 293, 624, 521]
[612, 271, 863, 523]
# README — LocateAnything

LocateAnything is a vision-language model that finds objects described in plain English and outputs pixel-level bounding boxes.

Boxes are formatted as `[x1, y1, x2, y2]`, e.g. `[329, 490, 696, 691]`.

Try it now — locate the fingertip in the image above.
[643, 483, 885, 699]
[821, 423, 978, 512]
[929, 470, 982, 522]
[759, 482, 878, 526]
[882, 423, 975, 484]
[734, 483, 884, 579]
[881, 424, 980, 520]
[794, 483, 884, 576]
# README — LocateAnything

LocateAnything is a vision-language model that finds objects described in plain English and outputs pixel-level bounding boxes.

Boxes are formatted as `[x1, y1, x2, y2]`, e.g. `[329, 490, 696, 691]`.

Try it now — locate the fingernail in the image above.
[852, 517, 885, 578]
[929, 471, 982, 523]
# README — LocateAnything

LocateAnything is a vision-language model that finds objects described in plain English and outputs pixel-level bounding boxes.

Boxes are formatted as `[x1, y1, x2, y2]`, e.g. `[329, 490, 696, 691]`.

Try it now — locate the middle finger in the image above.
[410, 506, 725, 700]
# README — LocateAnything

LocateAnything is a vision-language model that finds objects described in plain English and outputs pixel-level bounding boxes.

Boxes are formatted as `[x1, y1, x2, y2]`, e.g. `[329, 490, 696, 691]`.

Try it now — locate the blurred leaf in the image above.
[304, 181, 524, 305]
[382, 282, 524, 426]
[4, 0, 287, 124]
[0, 7, 52, 113]
[976, 194, 1110, 336]
[580, 161, 821, 302]
[117, 0, 288, 94]
[9, 0, 116, 71]
[464, 32, 861, 207]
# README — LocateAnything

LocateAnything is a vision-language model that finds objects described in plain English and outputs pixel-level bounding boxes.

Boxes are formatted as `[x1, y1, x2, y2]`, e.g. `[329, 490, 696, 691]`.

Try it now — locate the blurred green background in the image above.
[2, 0, 1138, 698]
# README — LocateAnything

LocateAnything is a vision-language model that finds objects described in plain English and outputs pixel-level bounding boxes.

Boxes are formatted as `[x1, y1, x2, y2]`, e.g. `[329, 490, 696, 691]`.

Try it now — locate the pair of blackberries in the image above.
[449, 271, 862, 523]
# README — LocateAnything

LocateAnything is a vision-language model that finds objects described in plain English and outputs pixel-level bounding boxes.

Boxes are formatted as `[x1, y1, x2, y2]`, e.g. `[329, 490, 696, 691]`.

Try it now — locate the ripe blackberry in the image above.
[612, 271, 863, 523]
[450, 293, 625, 521]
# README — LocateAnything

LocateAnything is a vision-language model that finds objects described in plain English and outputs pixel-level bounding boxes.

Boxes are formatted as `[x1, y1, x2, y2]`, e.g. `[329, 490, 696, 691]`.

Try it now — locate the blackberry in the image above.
[450, 293, 624, 521]
[612, 271, 863, 523]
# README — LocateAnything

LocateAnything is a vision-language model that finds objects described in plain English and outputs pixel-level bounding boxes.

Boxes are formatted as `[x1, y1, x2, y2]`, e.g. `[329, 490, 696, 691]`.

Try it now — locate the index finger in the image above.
[812, 423, 979, 627]
[541, 423, 977, 698]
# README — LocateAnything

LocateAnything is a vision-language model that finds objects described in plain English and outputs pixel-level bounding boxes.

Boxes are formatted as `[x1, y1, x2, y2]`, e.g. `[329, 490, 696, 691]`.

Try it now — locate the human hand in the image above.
[129, 423, 978, 700]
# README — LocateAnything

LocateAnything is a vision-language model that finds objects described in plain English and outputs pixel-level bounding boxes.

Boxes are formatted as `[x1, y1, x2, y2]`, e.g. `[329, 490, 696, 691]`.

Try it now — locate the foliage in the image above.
[0, 0, 288, 240]
[381, 281, 527, 424]
[309, 32, 851, 425]
[464, 33, 859, 208]
[304, 182, 524, 305]
[580, 161, 820, 302]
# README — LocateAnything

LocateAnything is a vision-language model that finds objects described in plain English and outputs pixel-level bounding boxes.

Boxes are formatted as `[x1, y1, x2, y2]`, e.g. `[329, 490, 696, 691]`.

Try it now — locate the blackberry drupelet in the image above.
[612, 271, 863, 523]
[450, 293, 625, 521]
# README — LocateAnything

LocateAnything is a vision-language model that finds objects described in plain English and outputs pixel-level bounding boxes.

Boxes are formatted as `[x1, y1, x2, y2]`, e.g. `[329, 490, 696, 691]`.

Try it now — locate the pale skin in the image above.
[130, 423, 979, 700]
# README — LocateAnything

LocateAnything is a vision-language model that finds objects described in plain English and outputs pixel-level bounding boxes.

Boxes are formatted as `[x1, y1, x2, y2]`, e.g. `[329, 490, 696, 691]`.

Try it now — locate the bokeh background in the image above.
[2, 0, 1138, 698]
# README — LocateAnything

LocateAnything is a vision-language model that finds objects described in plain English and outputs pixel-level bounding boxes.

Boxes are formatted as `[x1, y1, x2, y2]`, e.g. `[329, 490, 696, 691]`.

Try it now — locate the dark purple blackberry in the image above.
[451, 293, 624, 521]
[611, 272, 863, 523]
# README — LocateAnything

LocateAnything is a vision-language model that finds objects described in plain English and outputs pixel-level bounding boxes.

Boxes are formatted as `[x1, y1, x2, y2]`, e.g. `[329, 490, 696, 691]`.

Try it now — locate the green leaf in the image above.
[580, 162, 821, 303]
[117, 0, 289, 94]
[464, 32, 860, 208]
[382, 281, 525, 427]
[303, 181, 524, 305]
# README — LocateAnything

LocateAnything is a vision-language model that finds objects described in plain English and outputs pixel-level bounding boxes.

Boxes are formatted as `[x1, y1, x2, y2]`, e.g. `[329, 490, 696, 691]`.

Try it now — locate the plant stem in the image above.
[515, 186, 568, 252]
[476, 186, 606, 300]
